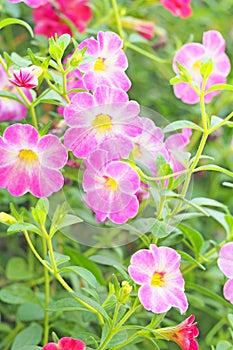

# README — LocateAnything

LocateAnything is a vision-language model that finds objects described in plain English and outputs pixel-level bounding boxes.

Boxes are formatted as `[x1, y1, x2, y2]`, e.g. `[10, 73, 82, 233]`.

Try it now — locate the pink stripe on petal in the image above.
[173, 43, 205, 72]
[98, 31, 123, 53]
[130, 249, 155, 272]
[203, 30, 226, 55]
[223, 279, 233, 304]
[37, 135, 67, 168]
[94, 85, 128, 105]
[164, 287, 188, 314]
[31, 166, 64, 197]
[218, 243, 233, 278]
[173, 82, 199, 104]
[7, 164, 30, 196]
[64, 128, 97, 158]
[128, 266, 151, 285]
[109, 196, 139, 223]
[79, 38, 99, 57]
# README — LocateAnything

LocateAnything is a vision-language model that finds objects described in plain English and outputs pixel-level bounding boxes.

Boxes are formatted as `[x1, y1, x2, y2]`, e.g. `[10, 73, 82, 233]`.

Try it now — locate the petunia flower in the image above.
[165, 128, 191, 173]
[131, 117, 169, 176]
[0, 124, 68, 197]
[128, 244, 188, 313]
[9, 66, 42, 88]
[161, 0, 192, 18]
[83, 148, 140, 224]
[64, 85, 141, 159]
[172, 30, 231, 104]
[156, 315, 199, 350]
[8, 0, 48, 7]
[43, 336, 86, 350]
[78, 31, 131, 91]
[0, 63, 31, 121]
[217, 242, 233, 304]
[120, 17, 155, 40]
[33, 0, 92, 37]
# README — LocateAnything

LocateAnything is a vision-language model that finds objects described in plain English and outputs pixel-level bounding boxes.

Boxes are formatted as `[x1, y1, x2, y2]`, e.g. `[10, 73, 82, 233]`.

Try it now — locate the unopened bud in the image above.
[0, 212, 16, 225]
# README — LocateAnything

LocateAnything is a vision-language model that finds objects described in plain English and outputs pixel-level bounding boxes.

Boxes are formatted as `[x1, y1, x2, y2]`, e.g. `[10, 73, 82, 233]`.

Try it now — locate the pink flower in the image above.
[132, 117, 169, 175]
[161, 0, 192, 18]
[157, 315, 199, 350]
[217, 242, 233, 304]
[8, 0, 48, 7]
[78, 31, 131, 91]
[0, 124, 68, 197]
[128, 244, 188, 313]
[83, 149, 140, 224]
[33, 0, 92, 37]
[0, 64, 31, 121]
[64, 85, 141, 158]
[121, 17, 155, 40]
[9, 66, 42, 88]
[165, 128, 191, 173]
[43, 337, 86, 350]
[172, 30, 231, 104]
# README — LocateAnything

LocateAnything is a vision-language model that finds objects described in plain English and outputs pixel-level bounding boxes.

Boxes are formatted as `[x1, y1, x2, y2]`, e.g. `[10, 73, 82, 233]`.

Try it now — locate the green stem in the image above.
[125, 41, 168, 64]
[209, 111, 233, 133]
[111, 0, 124, 39]
[42, 237, 50, 345]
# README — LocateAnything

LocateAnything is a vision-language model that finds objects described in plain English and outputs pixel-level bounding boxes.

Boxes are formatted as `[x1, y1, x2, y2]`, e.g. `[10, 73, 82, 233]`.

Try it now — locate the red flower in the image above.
[156, 315, 199, 350]
[161, 0, 192, 18]
[43, 337, 86, 350]
[33, 0, 92, 37]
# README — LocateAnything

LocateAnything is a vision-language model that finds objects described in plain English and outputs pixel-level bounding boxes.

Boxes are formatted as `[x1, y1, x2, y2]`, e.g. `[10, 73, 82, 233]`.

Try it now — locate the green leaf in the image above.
[0, 284, 37, 304]
[6, 257, 33, 281]
[169, 76, 183, 85]
[11, 324, 43, 350]
[151, 220, 175, 238]
[47, 298, 87, 312]
[73, 292, 110, 321]
[0, 90, 23, 104]
[206, 83, 233, 93]
[7, 223, 41, 236]
[49, 251, 70, 266]
[204, 208, 230, 234]
[31, 198, 49, 227]
[61, 266, 97, 288]
[178, 224, 204, 257]
[0, 18, 34, 37]
[107, 331, 128, 348]
[19, 347, 42, 350]
[210, 115, 223, 129]
[216, 341, 233, 350]
[56, 214, 83, 231]
[62, 246, 105, 285]
[191, 197, 228, 212]
[178, 250, 205, 270]
[186, 282, 233, 310]
[163, 120, 202, 133]
[17, 303, 44, 322]
[194, 164, 233, 178]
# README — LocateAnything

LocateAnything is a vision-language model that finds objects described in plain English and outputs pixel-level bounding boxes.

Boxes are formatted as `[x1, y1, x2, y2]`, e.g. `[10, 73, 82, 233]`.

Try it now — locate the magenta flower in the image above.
[157, 315, 199, 350]
[161, 0, 192, 18]
[33, 0, 92, 37]
[64, 85, 141, 158]
[173, 30, 231, 104]
[165, 128, 191, 173]
[0, 124, 67, 197]
[83, 149, 140, 224]
[78, 31, 131, 91]
[217, 242, 233, 304]
[0, 64, 31, 121]
[9, 66, 42, 88]
[43, 337, 86, 350]
[8, 0, 48, 7]
[128, 244, 188, 313]
[132, 117, 169, 175]
[121, 17, 155, 40]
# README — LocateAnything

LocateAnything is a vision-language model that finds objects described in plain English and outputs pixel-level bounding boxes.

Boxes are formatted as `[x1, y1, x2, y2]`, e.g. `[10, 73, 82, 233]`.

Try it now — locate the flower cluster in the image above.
[217, 242, 233, 304]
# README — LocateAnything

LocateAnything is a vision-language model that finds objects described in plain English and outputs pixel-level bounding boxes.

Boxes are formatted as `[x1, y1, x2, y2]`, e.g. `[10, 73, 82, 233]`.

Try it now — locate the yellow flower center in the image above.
[94, 58, 106, 71]
[192, 59, 202, 72]
[19, 149, 38, 164]
[92, 114, 112, 133]
[105, 177, 118, 192]
[150, 272, 164, 287]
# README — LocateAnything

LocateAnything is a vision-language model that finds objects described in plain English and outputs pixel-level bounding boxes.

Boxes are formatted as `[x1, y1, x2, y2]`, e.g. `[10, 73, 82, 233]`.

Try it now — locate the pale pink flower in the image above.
[33, 0, 92, 37]
[8, 0, 48, 7]
[128, 244, 188, 313]
[9, 66, 42, 88]
[157, 315, 199, 350]
[217, 242, 233, 304]
[64, 85, 141, 158]
[43, 337, 86, 350]
[78, 31, 131, 91]
[173, 30, 231, 104]
[0, 64, 31, 121]
[161, 0, 192, 18]
[83, 149, 140, 224]
[0, 124, 67, 197]
[132, 117, 169, 175]
[165, 128, 191, 173]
